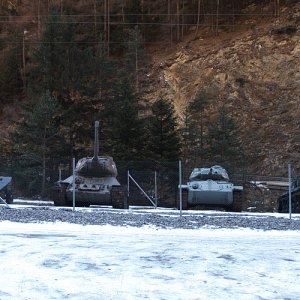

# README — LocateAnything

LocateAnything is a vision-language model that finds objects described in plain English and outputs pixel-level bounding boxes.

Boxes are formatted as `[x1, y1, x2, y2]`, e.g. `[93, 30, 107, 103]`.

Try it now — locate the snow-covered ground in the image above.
[0, 221, 299, 300]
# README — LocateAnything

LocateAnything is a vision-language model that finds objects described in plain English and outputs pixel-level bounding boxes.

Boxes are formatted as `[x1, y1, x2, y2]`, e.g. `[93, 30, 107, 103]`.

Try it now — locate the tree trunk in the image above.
[141, 0, 144, 21]
[94, 0, 97, 39]
[216, 0, 219, 35]
[181, 0, 184, 39]
[176, 0, 180, 40]
[135, 46, 139, 92]
[195, 0, 201, 38]
[275, 0, 280, 17]
[104, 0, 107, 42]
[107, 0, 110, 56]
[60, 0, 63, 15]
[37, 0, 41, 37]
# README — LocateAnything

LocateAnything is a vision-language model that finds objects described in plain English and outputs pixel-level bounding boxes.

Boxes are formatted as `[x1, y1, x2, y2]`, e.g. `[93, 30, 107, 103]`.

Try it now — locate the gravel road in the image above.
[1, 205, 300, 231]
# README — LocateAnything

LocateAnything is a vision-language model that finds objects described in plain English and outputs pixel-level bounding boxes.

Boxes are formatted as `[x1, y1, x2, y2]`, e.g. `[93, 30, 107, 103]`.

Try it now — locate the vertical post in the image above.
[288, 163, 292, 220]
[179, 160, 182, 217]
[59, 168, 62, 181]
[127, 170, 130, 198]
[72, 157, 76, 212]
[154, 171, 158, 208]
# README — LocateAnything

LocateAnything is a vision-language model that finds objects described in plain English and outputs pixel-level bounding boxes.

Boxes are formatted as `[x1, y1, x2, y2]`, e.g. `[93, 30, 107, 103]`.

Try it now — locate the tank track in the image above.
[53, 184, 67, 206]
[111, 186, 129, 209]
[4, 189, 13, 204]
[231, 190, 243, 212]
[277, 189, 300, 213]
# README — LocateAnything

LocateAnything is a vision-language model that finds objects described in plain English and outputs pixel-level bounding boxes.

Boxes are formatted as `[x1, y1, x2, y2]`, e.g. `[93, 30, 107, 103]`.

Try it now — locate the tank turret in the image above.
[75, 121, 118, 178]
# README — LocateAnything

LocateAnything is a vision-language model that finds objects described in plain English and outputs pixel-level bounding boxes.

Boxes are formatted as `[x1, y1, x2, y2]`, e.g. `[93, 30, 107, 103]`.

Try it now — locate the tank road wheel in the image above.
[111, 186, 129, 209]
[232, 190, 243, 212]
[53, 185, 67, 207]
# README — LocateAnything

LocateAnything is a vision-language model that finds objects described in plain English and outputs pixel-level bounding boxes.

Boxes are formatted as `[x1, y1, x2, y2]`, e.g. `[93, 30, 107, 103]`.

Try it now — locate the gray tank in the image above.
[52, 121, 128, 209]
[185, 165, 243, 211]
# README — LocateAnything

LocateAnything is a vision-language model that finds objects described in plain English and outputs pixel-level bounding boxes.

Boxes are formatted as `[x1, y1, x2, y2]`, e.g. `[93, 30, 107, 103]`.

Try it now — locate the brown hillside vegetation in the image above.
[0, 0, 299, 175]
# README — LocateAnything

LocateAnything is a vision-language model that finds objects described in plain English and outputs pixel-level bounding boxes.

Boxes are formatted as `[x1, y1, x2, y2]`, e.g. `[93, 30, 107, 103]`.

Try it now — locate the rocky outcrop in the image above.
[149, 3, 300, 174]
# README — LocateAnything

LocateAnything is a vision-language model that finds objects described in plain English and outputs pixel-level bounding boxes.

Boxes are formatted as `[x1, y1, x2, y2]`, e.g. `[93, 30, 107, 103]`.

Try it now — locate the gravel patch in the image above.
[1, 205, 300, 231]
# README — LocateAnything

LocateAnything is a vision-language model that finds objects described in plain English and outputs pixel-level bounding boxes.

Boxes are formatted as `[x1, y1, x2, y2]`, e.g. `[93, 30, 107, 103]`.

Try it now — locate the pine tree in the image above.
[124, 26, 146, 92]
[146, 98, 181, 161]
[207, 106, 244, 168]
[31, 7, 106, 161]
[125, 0, 142, 29]
[0, 46, 23, 103]
[107, 78, 144, 160]
[188, 90, 210, 163]
[181, 103, 199, 165]
[31, 6, 86, 96]
[12, 91, 62, 196]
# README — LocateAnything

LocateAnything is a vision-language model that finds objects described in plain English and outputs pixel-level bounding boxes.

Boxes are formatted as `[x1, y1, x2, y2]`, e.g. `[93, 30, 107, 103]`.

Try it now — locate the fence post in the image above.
[179, 160, 182, 217]
[154, 171, 158, 208]
[72, 157, 76, 212]
[288, 163, 292, 219]
[127, 170, 130, 198]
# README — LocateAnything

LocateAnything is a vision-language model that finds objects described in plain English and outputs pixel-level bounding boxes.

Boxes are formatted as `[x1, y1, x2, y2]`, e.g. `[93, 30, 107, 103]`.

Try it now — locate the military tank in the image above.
[277, 173, 300, 213]
[0, 176, 13, 205]
[52, 121, 128, 209]
[185, 165, 243, 212]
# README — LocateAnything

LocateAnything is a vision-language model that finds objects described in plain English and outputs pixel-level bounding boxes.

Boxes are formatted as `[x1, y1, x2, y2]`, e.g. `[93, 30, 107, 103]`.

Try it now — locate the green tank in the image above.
[52, 121, 128, 209]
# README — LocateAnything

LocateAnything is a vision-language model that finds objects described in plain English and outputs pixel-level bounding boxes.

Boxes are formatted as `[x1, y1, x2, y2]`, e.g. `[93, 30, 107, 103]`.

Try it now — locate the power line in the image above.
[0, 13, 278, 18]
[0, 20, 273, 25]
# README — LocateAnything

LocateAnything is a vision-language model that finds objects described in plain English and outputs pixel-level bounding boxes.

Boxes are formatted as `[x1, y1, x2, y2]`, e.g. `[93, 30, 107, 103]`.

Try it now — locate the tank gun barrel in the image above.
[93, 121, 99, 160]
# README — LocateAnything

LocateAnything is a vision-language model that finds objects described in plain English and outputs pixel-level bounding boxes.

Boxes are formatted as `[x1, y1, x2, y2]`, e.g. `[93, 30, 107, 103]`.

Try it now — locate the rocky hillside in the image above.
[0, 0, 299, 175]
[147, 2, 300, 174]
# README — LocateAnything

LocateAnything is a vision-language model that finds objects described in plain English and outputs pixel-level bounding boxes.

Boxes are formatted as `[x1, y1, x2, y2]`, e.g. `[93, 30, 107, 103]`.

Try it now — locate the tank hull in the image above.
[52, 175, 128, 207]
[187, 180, 234, 207]
[277, 173, 300, 213]
[277, 188, 300, 213]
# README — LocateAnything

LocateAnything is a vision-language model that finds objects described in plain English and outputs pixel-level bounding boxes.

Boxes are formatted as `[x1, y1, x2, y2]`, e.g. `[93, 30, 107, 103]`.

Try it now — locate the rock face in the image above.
[149, 3, 300, 174]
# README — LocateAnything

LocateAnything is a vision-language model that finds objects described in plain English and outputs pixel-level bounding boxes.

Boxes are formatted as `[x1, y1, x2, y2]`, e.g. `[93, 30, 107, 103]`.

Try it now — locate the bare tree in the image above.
[176, 0, 180, 40]
[275, 0, 280, 17]
[93, 0, 97, 38]
[195, 0, 201, 37]
[216, 0, 219, 35]
[37, 0, 41, 37]
[107, 0, 110, 55]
